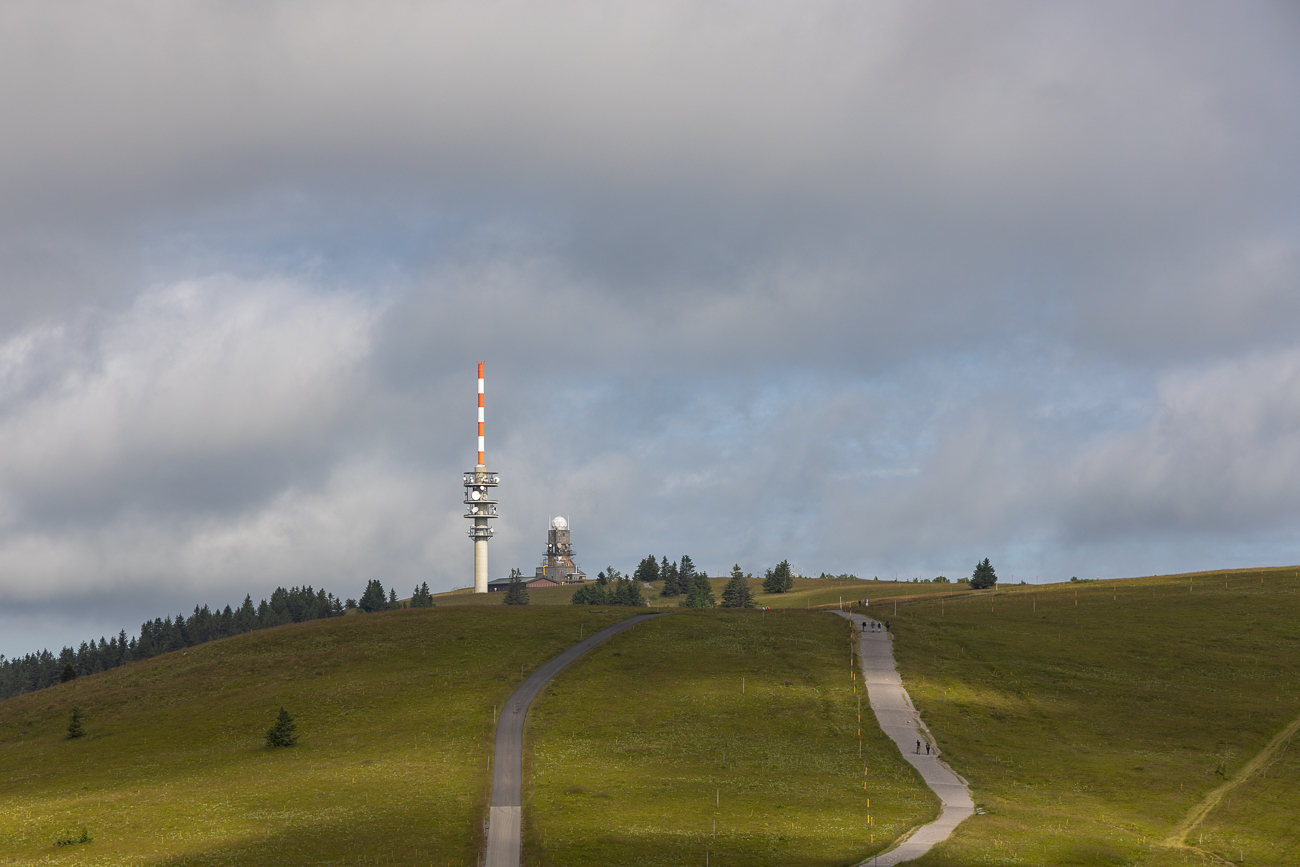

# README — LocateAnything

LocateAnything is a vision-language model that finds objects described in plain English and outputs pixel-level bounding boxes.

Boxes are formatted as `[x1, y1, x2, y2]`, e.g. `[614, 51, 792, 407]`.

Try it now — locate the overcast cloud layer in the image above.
[2, 1, 1298, 657]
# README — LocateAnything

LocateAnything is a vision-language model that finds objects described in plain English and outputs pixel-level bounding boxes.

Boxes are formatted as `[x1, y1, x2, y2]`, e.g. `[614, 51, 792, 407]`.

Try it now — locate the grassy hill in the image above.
[11, 566, 1288, 865]
[0, 607, 631, 865]
[0, 603, 934, 865]
[886, 566, 1300, 866]
[524, 610, 936, 866]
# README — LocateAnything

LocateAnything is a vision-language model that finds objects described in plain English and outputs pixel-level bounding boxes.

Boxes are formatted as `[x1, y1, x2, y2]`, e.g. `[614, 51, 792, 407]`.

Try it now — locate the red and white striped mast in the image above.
[464, 362, 499, 593]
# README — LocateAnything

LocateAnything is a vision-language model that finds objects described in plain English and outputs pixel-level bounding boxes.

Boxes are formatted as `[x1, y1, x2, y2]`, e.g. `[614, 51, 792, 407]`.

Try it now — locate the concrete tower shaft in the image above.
[465, 362, 499, 593]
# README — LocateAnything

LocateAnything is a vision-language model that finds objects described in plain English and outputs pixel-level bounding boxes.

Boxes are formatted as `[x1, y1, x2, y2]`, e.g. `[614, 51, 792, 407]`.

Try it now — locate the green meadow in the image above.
[0, 602, 933, 865]
[886, 567, 1300, 866]
[0, 607, 630, 865]
[7, 566, 1294, 866]
[523, 609, 936, 866]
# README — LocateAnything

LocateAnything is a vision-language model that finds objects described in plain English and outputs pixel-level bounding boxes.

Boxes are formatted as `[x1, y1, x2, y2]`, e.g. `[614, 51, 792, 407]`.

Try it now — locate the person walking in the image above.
[926, 743, 931, 755]
[916, 740, 921, 754]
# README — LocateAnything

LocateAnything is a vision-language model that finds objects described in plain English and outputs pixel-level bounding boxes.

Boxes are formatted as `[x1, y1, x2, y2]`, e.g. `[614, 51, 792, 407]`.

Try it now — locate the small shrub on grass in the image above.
[66, 706, 85, 739]
[265, 707, 299, 748]
[55, 826, 92, 846]
[503, 569, 529, 605]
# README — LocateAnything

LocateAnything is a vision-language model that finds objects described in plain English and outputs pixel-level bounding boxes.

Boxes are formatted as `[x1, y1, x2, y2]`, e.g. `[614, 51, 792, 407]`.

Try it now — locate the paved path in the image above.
[484, 613, 669, 867]
[836, 611, 974, 865]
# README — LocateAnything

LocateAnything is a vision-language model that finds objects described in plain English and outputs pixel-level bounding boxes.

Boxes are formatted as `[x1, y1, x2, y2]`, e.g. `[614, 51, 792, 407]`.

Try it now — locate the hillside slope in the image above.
[524, 610, 937, 866]
[887, 567, 1300, 866]
[0, 607, 629, 865]
[1, 603, 937, 866]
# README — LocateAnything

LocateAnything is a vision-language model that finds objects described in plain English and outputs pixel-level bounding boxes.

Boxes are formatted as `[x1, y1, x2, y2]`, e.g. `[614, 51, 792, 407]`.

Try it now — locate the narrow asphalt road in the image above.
[836, 610, 974, 865]
[484, 612, 669, 867]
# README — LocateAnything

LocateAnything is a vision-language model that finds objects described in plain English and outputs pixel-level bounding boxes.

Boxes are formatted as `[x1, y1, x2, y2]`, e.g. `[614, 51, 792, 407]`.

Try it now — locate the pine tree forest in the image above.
[0, 584, 347, 701]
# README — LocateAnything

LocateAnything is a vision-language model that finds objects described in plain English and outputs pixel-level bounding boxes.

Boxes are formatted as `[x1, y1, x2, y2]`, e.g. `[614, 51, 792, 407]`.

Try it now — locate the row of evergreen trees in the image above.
[570, 568, 647, 606]
[631, 554, 798, 607]
[0, 585, 346, 701]
[627, 556, 765, 609]
[355, 579, 436, 612]
[0, 577, 442, 702]
[633, 554, 700, 596]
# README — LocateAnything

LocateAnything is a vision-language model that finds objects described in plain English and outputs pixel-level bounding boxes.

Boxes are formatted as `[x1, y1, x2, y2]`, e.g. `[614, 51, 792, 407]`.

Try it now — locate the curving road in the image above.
[836, 611, 974, 865]
[484, 612, 669, 867]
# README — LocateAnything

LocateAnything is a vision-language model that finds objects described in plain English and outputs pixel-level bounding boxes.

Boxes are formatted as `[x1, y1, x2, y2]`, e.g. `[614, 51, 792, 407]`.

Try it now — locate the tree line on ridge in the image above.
[0, 578, 437, 701]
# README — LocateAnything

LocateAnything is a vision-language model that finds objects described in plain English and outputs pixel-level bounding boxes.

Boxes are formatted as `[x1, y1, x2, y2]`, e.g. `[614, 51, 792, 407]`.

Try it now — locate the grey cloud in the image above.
[0, 279, 375, 523]
[2, 1, 1300, 656]
[1060, 348, 1300, 538]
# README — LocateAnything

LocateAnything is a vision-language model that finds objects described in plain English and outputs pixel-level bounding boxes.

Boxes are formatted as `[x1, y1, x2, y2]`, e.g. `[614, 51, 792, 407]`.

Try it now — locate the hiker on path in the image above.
[926, 743, 931, 755]
[916, 740, 921, 754]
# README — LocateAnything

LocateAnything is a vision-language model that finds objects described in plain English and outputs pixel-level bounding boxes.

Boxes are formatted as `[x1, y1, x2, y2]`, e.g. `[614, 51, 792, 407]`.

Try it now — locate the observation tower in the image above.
[534, 516, 585, 583]
[464, 362, 499, 593]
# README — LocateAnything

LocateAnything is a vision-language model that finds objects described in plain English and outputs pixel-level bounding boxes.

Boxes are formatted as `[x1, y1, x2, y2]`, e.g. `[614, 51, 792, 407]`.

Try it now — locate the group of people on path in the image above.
[915, 739, 932, 755]
[861, 619, 889, 634]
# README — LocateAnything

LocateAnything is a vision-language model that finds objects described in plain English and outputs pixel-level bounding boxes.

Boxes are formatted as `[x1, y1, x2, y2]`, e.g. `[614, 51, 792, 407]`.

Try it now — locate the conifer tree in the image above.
[721, 564, 755, 608]
[633, 555, 660, 585]
[60, 664, 77, 683]
[265, 707, 299, 748]
[234, 595, 257, 632]
[681, 572, 716, 608]
[66, 706, 85, 739]
[359, 579, 387, 612]
[622, 576, 646, 607]
[503, 569, 529, 605]
[410, 582, 434, 608]
[679, 555, 696, 590]
[970, 558, 998, 590]
[608, 572, 646, 607]
[762, 560, 794, 593]
[570, 583, 607, 605]
[659, 556, 681, 596]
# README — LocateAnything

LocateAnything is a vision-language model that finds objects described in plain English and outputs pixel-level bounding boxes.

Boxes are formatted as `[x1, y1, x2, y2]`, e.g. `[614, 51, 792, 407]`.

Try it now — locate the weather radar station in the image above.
[464, 362, 499, 593]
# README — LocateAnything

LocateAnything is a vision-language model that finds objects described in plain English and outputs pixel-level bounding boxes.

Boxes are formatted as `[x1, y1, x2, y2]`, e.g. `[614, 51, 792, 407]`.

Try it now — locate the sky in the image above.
[2, 0, 1299, 658]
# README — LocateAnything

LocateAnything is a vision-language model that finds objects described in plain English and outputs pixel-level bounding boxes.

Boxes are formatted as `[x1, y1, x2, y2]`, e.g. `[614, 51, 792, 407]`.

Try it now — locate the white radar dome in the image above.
[550, 516, 568, 530]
